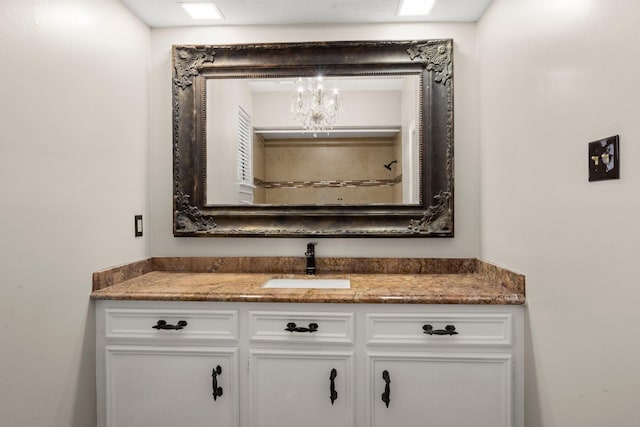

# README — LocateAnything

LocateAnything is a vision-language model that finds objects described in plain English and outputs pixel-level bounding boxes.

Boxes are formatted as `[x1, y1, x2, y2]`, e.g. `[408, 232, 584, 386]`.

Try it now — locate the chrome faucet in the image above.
[305, 242, 317, 275]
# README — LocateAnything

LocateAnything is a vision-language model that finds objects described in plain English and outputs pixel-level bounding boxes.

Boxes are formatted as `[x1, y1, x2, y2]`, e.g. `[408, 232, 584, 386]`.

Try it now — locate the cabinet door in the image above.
[368, 353, 513, 427]
[250, 350, 353, 427]
[105, 346, 238, 427]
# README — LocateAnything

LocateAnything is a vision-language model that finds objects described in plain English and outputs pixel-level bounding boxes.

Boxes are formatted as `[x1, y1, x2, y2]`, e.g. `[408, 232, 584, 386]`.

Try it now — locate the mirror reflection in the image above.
[206, 74, 421, 206]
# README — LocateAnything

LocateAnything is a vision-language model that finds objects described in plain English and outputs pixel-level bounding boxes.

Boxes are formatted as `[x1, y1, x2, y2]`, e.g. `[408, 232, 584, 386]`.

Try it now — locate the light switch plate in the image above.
[134, 215, 143, 237]
[588, 135, 619, 182]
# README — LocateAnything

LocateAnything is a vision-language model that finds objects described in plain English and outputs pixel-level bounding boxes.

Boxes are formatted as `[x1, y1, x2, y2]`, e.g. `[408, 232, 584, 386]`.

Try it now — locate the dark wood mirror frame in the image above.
[172, 39, 454, 237]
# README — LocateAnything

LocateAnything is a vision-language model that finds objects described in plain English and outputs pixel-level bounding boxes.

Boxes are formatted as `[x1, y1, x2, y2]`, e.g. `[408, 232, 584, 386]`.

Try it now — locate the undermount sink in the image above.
[262, 278, 351, 289]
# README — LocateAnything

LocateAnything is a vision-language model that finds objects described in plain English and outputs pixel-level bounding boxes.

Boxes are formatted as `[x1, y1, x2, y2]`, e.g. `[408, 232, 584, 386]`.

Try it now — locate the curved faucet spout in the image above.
[305, 242, 318, 275]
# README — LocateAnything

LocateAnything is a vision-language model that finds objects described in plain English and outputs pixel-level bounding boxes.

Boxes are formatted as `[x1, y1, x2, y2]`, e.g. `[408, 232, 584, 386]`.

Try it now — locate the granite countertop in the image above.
[90, 257, 525, 305]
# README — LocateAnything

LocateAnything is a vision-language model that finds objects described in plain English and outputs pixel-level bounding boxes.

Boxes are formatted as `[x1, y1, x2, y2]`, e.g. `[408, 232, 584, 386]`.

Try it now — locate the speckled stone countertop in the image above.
[90, 257, 525, 305]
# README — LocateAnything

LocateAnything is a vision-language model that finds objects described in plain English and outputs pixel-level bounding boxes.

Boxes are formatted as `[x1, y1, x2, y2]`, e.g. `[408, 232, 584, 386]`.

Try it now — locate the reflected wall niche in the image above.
[173, 39, 454, 237]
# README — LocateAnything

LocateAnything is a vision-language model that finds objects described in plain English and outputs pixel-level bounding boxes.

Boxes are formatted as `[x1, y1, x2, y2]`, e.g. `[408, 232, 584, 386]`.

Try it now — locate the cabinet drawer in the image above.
[366, 312, 513, 347]
[249, 311, 354, 344]
[104, 308, 238, 343]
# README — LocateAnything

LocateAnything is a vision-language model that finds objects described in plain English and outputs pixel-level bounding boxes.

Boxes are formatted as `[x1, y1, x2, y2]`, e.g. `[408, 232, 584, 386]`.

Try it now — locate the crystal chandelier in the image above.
[291, 76, 342, 136]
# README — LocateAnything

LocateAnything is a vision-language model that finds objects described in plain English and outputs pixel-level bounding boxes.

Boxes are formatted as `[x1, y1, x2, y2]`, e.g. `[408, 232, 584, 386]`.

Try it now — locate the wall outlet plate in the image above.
[588, 135, 619, 182]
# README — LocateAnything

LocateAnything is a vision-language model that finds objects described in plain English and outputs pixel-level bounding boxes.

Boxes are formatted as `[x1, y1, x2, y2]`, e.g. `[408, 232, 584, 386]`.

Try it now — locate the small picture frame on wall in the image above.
[588, 135, 619, 182]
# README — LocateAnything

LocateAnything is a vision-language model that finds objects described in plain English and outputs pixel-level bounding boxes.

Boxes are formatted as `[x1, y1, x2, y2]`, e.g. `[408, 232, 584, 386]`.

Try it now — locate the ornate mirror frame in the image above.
[172, 39, 454, 237]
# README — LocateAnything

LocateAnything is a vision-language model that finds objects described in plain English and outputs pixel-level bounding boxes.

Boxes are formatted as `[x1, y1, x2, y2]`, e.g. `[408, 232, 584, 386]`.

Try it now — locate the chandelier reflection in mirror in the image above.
[291, 76, 343, 136]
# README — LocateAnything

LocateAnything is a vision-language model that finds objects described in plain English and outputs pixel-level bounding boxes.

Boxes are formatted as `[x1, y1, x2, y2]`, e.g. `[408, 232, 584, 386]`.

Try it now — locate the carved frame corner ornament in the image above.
[174, 192, 216, 233]
[172, 45, 216, 90]
[409, 191, 453, 234]
[406, 39, 453, 85]
[172, 39, 454, 238]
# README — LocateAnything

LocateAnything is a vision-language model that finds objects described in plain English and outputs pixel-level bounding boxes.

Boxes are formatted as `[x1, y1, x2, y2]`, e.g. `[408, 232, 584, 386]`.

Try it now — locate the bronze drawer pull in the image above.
[422, 324, 458, 335]
[284, 322, 318, 333]
[152, 320, 188, 330]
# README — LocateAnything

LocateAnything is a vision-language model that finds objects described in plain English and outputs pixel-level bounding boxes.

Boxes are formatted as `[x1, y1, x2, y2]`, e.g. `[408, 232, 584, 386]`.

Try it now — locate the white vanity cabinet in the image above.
[365, 311, 519, 427]
[250, 351, 353, 427]
[95, 301, 523, 427]
[248, 310, 355, 427]
[95, 303, 240, 427]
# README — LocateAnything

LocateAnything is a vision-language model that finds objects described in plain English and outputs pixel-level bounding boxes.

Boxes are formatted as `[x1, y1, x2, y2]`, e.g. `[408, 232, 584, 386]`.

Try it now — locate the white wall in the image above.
[401, 75, 420, 203]
[252, 90, 401, 128]
[206, 78, 253, 204]
[0, 1, 150, 426]
[150, 23, 480, 257]
[478, 0, 640, 425]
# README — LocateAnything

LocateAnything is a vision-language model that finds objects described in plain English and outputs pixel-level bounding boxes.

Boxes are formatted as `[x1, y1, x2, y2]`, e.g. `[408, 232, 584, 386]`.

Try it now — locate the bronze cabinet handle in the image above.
[381, 370, 391, 408]
[329, 368, 338, 405]
[284, 322, 319, 333]
[211, 365, 223, 401]
[422, 324, 458, 335]
[152, 320, 188, 330]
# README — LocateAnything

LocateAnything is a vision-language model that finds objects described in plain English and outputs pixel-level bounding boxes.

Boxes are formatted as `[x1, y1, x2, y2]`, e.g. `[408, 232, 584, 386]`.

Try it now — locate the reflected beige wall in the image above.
[253, 135, 266, 203]
[267, 185, 394, 204]
[393, 132, 403, 203]
[255, 137, 402, 204]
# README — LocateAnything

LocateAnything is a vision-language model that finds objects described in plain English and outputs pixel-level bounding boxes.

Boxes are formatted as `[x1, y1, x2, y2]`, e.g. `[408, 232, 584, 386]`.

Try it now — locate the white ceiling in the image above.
[120, 0, 494, 28]
[248, 75, 411, 93]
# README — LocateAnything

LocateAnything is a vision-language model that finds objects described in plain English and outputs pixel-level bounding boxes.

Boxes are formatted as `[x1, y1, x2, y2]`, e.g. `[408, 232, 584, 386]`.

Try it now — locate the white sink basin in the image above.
[262, 278, 351, 289]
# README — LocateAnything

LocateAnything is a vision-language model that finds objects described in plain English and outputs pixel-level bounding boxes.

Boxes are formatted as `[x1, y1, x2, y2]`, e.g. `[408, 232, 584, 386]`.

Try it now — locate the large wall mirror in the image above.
[173, 39, 454, 237]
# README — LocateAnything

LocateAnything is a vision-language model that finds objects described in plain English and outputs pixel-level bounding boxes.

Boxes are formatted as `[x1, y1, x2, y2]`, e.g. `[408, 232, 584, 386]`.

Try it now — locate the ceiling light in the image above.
[291, 77, 343, 137]
[181, 2, 223, 20]
[397, 0, 436, 16]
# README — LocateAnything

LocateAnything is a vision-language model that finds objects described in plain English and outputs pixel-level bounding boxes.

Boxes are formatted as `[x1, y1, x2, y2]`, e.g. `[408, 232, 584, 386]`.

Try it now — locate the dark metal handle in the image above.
[152, 320, 188, 330]
[422, 324, 458, 335]
[381, 370, 391, 408]
[329, 368, 338, 405]
[211, 365, 223, 401]
[284, 322, 318, 333]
